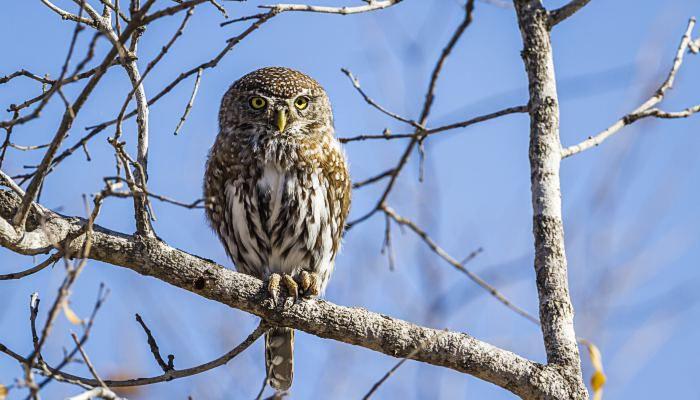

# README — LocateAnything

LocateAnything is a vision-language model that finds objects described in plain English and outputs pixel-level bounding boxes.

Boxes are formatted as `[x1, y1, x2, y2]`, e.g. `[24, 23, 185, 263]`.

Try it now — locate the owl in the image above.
[203, 67, 351, 392]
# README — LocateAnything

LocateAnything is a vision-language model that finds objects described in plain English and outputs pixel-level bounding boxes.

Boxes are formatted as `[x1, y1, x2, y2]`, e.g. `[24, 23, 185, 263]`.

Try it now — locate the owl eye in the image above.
[249, 96, 267, 110]
[294, 96, 309, 110]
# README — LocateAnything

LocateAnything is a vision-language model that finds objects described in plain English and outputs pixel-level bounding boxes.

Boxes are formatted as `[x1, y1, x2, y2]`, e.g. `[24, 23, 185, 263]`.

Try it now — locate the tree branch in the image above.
[561, 18, 698, 159]
[0, 189, 568, 398]
[548, 0, 591, 27]
[259, 0, 403, 15]
[513, 0, 586, 396]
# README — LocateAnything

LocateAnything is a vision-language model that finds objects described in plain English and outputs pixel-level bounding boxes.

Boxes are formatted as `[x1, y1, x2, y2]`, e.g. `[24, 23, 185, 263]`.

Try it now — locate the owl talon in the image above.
[268, 273, 282, 307]
[282, 274, 299, 304]
[299, 270, 321, 298]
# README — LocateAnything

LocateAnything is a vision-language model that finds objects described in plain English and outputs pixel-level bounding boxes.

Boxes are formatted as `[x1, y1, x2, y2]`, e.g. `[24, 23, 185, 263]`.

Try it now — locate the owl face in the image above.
[219, 67, 334, 139]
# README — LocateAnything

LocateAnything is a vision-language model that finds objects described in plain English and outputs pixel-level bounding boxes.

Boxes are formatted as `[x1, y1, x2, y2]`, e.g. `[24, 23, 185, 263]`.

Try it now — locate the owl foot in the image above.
[267, 273, 300, 307]
[299, 270, 321, 298]
[281, 274, 298, 305]
[267, 273, 282, 307]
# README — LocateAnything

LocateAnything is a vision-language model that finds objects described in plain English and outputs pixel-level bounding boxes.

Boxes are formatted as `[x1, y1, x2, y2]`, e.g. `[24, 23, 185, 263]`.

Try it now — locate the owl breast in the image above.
[223, 162, 335, 290]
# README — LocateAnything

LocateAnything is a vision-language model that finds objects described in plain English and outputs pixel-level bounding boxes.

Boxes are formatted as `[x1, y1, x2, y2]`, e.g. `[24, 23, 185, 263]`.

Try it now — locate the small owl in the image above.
[203, 67, 351, 392]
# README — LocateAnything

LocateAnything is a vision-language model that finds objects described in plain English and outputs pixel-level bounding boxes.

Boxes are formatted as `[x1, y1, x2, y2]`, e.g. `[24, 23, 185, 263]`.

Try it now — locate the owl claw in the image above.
[267, 273, 282, 307]
[282, 274, 298, 305]
[299, 270, 321, 298]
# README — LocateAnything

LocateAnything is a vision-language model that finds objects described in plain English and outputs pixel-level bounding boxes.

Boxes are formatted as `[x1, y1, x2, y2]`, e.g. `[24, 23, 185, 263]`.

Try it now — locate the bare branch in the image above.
[40, 0, 96, 27]
[340, 105, 527, 143]
[382, 205, 539, 324]
[3, 322, 267, 388]
[174, 68, 203, 135]
[341, 68, 419, 127]
[513, 0, 586, 395]
[35, 284, 110, 392]
[348, 0, 476, 227]
[12, 1, 154, 230]
[0, 190, 570, 398]
[259, 0, 403, 15]
[70, 333, 107, 389]
[21, 10, 277, 187]
[207, 0, 227, 17]
[548, 0, 592, 26]
[0, 252, 62, 281]
[135, 314, 174, 372]
[561, 18, 698, 159]
[352, 168, 395, 189]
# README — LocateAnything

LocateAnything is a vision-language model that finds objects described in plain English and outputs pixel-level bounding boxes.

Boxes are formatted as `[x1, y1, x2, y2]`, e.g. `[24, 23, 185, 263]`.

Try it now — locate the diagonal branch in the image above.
[548, 0, 592, 27]
[382, 205, 539, 324]
[561, 18, 698, 159]
[1, 321, 266, 389]
[348, 0, 476, 227]
[340, 68, 419, 127]
[0, 189, 568, 398]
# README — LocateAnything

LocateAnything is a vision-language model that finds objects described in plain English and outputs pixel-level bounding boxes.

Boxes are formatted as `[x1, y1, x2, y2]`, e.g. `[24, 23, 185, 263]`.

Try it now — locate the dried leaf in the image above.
[581, 339, 606, 400]
[0, 384, 8, 400]
[63, 301, 83, 325]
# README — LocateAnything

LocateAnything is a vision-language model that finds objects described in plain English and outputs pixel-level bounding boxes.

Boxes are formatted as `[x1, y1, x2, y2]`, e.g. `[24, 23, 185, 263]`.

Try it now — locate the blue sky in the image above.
[1, 0, 699, 399]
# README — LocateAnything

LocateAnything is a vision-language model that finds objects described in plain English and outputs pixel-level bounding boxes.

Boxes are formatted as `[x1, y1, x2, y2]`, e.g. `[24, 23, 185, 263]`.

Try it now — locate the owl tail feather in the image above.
[265, 327, 294, 391]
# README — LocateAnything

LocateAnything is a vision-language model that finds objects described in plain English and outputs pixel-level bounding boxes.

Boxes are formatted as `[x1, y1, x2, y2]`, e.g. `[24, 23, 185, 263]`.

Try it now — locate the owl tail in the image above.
[265, 327, 294, 391]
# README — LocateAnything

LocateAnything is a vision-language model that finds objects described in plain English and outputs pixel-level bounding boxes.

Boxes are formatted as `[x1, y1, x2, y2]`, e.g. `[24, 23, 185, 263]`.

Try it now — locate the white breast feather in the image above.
[225, 165, 335, 284]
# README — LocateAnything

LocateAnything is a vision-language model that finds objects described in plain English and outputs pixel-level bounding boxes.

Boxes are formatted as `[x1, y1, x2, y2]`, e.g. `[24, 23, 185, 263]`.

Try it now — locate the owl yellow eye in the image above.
[294, 96, 309, 110]
[249, 96, 267, 110]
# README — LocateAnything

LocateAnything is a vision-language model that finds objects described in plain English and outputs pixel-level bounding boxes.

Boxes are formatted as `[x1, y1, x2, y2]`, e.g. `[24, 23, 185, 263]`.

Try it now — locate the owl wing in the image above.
[321, 140, 351, 258]
[204, 138, 261, 277]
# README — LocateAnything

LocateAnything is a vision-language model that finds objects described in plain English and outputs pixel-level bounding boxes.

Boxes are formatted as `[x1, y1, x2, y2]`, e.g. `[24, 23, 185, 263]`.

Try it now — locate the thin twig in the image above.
[174, 68, 202, 135]
[352, 168, 395, 189]
[259, 0, 402, 15]
[103, 176, 204, 209]
[16, 10, 277, 187]
[548, 0, 592, 27]
[348, 0, 476, 228]
[35, 284, 110, 392]
[135, 314, 174, 372]
[0, 252, 62, 280]
[2, 322, 267, 388]
[561, 18, 698, 159]
[340, 68, 419, 127]
[382, 205, 539, 325]
[361, 335, 443, 399]
[70, 333, 107, 388]
[208, 0, 227, 17]
[340, 105, 527, 143]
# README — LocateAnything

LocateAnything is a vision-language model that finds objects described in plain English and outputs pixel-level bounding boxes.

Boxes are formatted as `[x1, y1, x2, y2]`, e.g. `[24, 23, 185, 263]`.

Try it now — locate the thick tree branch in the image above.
[0, 190, 568, 399]
[514, 0, 587, 397]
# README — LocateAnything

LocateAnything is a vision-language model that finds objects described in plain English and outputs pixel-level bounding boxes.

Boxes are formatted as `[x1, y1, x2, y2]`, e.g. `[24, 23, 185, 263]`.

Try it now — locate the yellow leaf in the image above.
[0, 384, 8, 400]
[580, 339, 606, 400]
[62, 301, 83, 325]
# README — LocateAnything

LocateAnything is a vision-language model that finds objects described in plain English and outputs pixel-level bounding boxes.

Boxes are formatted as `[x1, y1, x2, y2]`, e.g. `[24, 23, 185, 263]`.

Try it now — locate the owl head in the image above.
[219, 67, 334, 138]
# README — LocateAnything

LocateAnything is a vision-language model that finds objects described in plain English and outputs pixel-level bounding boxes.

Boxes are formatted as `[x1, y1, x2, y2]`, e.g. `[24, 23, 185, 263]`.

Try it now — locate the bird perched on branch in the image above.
[203, 67, 351, 392]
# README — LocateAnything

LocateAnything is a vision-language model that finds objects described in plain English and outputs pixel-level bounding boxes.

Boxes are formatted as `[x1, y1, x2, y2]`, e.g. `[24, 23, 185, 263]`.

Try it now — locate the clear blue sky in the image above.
[1, 0, 699, 399]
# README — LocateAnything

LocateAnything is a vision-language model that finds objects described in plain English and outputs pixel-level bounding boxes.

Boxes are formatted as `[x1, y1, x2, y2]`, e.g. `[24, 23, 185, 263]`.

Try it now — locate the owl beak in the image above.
[275, 108, 287, 132]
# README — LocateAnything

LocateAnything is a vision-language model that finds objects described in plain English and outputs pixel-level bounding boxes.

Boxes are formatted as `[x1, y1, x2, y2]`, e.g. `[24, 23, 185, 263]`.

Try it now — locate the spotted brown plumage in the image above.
[203, 67, 351, 392]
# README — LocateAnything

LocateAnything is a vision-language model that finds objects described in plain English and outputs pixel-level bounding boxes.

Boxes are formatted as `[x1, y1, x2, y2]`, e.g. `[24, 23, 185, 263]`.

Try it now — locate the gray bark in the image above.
[0, 190, 574, 399]
[514, 0, 587, 397]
